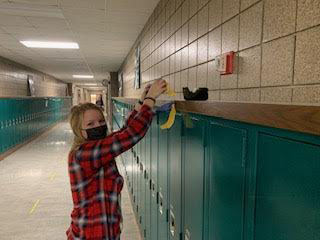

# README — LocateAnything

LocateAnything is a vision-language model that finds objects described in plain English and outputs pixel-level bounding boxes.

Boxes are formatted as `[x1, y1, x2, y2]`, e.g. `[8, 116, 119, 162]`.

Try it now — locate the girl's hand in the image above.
[145, 79, 167, 99]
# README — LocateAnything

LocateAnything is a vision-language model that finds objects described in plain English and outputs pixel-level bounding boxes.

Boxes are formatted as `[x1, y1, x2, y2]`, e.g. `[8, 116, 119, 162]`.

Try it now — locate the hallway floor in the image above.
[0, 121, 141, 240]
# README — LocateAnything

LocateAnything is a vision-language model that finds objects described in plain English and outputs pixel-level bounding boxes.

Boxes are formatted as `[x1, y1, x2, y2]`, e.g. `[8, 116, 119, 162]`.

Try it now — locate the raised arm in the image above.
[73, 79, 167, 177]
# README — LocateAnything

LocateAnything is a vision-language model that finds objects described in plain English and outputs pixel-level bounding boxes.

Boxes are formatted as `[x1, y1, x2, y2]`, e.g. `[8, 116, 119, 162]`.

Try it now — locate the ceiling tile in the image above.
[60, 0, 105, 10]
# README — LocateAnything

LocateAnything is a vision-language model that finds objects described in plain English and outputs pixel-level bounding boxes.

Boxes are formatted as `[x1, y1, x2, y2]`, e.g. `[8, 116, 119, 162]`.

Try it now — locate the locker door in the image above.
[139, 137, 147, 237]
[0, 99, 7, 153]
[255, 134, 320, 240]
[132, 145, 137, 208]
[168, 114, 183, 240]
[158, 112, 169, 240]
[207, 122, 247, 240]
[145, 129, 152, 239]
[183, 116, 206, 240]
[151, 115, 159, 240]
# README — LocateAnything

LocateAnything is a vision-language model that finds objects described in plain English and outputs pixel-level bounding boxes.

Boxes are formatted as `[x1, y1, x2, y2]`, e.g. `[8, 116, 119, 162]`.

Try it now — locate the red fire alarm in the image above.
[216, 51, 235, 75]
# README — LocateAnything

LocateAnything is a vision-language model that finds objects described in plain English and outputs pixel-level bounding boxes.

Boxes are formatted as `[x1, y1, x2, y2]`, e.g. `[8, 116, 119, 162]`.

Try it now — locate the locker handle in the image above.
[170, 210, 175, 237]
[159, 193, 163, 215]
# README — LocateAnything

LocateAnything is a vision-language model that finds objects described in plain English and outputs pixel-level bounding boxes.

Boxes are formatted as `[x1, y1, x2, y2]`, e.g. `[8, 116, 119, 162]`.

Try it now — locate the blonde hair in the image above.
[69, 103, 105, 152]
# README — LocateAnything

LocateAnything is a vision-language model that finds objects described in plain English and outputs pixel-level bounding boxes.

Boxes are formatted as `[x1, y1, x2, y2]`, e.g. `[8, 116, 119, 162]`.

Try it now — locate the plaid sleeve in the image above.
[75, 105, 153, 177]
[109, 108, 138, 137]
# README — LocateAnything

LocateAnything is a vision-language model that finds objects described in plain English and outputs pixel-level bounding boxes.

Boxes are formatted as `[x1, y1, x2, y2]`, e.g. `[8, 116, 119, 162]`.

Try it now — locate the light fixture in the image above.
[82, 83, 99, 86]
[73, 75, 94, 79]
[20, 41, 79, 49]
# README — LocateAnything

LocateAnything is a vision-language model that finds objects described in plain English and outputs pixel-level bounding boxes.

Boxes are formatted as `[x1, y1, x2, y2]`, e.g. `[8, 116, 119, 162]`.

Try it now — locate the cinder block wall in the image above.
[120, 0, 320, 105]
[0, 57, 67, 97]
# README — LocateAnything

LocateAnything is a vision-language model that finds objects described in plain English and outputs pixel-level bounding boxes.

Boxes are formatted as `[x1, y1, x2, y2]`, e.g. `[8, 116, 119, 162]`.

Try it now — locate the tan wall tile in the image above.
[292, 85, 320, 104]
[181, 69, 188, 87]
[176, 0, 183, 9]
[181, 23, 189, 47]
[209, 0, 222, 30]
[240, 0, 260, 11]
[208, 26, 222, 60]
[169, 35, 176, 55]
[199, 0, 209, 9]
[238, 88, 260, 102]
[174, 71, 181, 92]
[297, 0, 320, 31]
[263, 0, 296, 42]
[176, 7, 182, 30]
[208, 60, 220, 90]
[190, 0, 199, 17]
[197, 63, 208, 87]
[189, 14, 198, 43]
[261, 35, 294, 87]
[188, 66, 197, 90]
[221, 89, 237, 101]
[164, 57, 170, 75]
[295, 26, 320, 85]
[181, 46, 189, 69]
[223, 0, 240, 22]
[189, 41, 198, 67]
[238, 46, 261, 88]
[261, 87, 292, 103]
[208, 90, 220, 100]
[175, 50, 182, 72]
[198, 4, 209, 37]
[182, 0, 190, 25]
[222, 16, 239, 53]
[198, 34, 208, 64]
[239, 2, 263, 50]
[170, 54, 175, 74]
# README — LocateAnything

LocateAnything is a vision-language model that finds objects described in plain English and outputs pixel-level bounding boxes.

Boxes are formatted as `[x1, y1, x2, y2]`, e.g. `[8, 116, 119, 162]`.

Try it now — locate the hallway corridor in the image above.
[0, 122, 141, 240]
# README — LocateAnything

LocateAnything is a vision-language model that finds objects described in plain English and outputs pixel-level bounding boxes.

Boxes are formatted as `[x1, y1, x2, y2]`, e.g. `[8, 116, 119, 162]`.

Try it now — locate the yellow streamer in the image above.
[160, 105, 176, 129]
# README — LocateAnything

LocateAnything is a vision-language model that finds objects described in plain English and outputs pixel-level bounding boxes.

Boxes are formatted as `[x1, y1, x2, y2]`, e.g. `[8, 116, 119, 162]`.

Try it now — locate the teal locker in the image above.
[145, 128, 152, 239]
[207, 122, 247, 240]
[0, 99, 7, 153]
[140, 136, 146, 237]
[158, 112, 169, 240]
[133, 145, 138, 210]
[136, 140, 141, 216]
[182, 116, 206, 240]
[150, 115, 159, 240]
[168, 114, 183, 240]
[255, 133, 320, 240]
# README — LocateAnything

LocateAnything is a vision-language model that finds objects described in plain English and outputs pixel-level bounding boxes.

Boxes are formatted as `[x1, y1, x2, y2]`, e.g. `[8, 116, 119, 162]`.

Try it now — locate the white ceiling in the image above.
[0, 0, 159, 83]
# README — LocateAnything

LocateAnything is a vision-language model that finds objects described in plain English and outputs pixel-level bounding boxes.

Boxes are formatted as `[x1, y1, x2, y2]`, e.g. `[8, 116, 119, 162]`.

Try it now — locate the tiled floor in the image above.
[0, 121, 141, 240]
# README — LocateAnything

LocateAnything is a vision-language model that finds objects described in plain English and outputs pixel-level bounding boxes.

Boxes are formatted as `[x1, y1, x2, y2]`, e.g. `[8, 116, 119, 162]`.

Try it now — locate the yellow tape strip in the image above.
[166, 83, 176, 97]
[160, 105, 176, 129]
[29, 199, 40, 214]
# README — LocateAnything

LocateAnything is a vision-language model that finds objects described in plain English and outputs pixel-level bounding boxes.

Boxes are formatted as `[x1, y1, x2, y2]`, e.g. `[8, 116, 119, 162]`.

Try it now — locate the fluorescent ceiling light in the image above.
[82, 83, 99, 86]
[20, 41, 79, 49]
[73, 75, 94, 79]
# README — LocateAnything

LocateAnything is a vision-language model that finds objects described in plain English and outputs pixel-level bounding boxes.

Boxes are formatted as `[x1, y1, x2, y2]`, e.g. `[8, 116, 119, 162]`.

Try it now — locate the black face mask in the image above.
[85, 125, 108, 140]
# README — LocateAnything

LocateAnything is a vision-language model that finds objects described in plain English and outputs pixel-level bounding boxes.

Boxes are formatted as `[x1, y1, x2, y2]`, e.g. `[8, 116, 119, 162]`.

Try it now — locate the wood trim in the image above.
[113, 97, 320, 136]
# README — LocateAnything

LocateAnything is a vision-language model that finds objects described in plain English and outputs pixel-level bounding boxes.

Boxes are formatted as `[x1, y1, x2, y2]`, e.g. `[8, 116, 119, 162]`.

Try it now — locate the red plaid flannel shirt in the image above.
[67, 105, 154, 240]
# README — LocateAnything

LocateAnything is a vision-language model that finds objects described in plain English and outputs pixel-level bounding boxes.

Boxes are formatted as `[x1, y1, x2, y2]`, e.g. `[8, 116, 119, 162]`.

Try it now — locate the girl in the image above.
[67, 79, 167, 239]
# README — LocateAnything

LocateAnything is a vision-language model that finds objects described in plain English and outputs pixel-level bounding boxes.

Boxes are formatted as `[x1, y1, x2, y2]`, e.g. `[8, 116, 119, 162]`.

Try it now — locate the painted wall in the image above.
[120, 0, 320, 105]
[0, 57, 67, 97]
